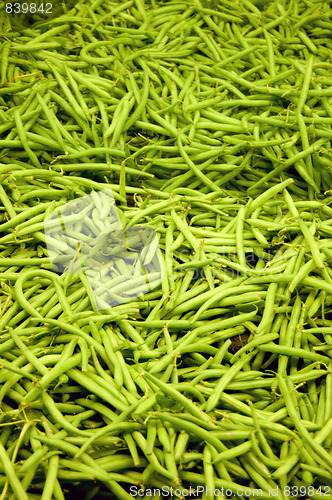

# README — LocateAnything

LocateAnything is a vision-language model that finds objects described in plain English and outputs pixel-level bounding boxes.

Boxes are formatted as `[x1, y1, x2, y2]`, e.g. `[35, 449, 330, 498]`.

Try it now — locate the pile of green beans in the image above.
[1, 0, 332, 498]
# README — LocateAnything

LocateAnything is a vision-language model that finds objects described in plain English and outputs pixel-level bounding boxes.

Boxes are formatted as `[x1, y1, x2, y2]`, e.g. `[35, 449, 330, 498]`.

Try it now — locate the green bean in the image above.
[205, 352, 256, 412]
[0, 440, 28, 500]
[124, 64, 150, 131]
[190, 278, 249, 320]
[8, 328, 48, 376]
[65, 67, 112, 100]
[13, 109, 41, 168]
[33, 435, 136, 496]
[142, 371, 211, 424]
[0, 185, 16, 219]
[154, 413, 225, 453]
[176, 134, 221, 192]
[277, 375, 332, 472]
[254, 282, 278, 335]
[132, 431, 176, 481]
[260, 343, 331, 364]
[247, 178, 294, 213]
[296, 55, 314, 118]
[49, 66, 87, 122]
[36, 351, 80, 395]
[40, 454, 59, 500]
